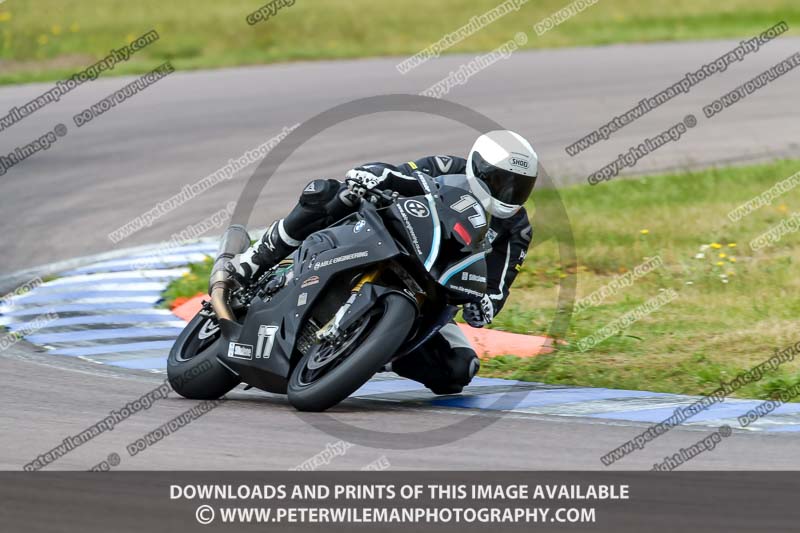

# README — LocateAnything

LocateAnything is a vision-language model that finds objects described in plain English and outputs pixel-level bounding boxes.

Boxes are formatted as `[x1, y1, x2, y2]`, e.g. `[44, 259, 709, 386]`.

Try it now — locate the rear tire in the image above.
[288, 293, 415, 412]
[167, 313, 240, 399]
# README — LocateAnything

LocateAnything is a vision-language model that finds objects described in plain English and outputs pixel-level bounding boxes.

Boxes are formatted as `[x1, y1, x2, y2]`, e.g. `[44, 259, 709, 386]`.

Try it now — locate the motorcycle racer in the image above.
[234, 130, 538, 394]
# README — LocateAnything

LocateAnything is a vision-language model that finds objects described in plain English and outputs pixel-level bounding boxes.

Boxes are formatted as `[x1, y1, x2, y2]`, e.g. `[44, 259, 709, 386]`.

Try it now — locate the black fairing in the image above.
[219, 204, 402, 393]
[217, 171, 490, 393]
[381, 171, 490, 304]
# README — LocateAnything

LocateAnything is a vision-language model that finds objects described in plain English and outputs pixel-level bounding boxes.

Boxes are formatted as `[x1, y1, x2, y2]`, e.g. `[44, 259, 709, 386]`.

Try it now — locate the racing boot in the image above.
[252, 219, 300, 273]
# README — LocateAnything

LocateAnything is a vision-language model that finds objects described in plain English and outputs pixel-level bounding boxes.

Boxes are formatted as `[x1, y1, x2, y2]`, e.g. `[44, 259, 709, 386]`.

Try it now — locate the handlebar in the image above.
[344, 178, 399, 207]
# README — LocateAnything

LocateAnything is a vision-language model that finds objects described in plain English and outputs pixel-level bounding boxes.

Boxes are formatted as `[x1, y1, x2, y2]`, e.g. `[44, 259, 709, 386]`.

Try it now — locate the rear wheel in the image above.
[288, 293, 415, 412]
[167, 313, 240, 399]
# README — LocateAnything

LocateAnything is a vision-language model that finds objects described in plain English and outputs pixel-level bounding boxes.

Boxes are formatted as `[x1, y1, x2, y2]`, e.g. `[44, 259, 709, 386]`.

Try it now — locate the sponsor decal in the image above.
[304, 182, 316, 192]
[301, 275, 320, 288]
[297, 292, 308, 306]
[461, 272, 487, 283]
[486, 228, 498, 243]
[227, 342, 253, 360]
[313, 251, 369, 271]
[449, 284, 483, 298]
[403, 199, 430, 218]
[397, 203, 423, 255]
[353, 219, 366, 233]
[197, 318, 220, 339]
[413, 170, 432, 193]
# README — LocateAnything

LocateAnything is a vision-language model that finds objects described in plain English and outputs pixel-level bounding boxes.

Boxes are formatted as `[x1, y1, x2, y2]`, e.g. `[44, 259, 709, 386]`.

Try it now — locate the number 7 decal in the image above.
[450, 195, 487, 228]
[256, 325, 279, 359]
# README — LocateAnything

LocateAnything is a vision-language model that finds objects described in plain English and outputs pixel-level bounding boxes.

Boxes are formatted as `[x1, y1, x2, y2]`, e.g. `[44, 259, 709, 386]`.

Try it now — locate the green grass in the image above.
[0, 0, 798, 84]
[485, 159, 800, 400]
[162, 160, 800, 400]
[160, 256, 212, 309]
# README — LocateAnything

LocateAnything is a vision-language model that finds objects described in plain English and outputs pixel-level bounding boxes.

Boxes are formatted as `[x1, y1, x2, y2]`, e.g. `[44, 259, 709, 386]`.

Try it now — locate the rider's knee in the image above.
[450, 347, 480, 387]
[298, 179, 341, 208]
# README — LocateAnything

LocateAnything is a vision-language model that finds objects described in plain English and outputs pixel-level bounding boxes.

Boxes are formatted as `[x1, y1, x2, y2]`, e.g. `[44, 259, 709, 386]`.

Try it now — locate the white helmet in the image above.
[466, 130, 538, 219]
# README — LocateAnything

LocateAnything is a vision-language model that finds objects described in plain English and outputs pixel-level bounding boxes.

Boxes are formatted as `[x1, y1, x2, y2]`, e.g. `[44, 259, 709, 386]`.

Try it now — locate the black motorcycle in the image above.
[167, 171, 490, 411]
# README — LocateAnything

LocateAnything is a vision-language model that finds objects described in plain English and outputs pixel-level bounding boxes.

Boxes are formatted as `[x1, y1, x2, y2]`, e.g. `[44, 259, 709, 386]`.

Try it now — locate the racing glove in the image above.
[345, 164, 407, 190]
[462, 294, 495, 328]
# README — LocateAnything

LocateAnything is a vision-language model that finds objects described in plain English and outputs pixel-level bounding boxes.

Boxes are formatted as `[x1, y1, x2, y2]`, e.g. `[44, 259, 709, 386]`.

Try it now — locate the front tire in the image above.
[167, 313, 240, 399]
[288, 293, 416, 412]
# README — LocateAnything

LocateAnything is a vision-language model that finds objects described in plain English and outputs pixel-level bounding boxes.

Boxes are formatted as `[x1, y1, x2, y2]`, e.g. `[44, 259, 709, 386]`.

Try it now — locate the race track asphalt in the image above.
[3, 340, 800, 470]
[1, 38, 799, 272]
[1, 39, 800, 469]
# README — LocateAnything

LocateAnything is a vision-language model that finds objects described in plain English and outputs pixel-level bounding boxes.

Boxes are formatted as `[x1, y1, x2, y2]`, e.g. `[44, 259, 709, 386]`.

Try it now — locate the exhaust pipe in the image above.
[208, 224, 251, 325]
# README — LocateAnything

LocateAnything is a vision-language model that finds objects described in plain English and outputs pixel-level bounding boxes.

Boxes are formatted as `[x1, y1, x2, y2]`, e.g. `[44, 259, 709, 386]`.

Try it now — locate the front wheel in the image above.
[287, 293, 416, 412]
[167, 313, 240, 399]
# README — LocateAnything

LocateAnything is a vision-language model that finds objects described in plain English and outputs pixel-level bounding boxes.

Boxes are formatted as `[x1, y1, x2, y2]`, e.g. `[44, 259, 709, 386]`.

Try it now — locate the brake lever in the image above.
[373, 189, 398, 205]
[345, 179, 397, 206]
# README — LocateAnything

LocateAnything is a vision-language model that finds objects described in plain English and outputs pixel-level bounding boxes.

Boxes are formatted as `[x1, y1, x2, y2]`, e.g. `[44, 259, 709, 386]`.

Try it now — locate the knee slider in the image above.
[451, 348, 480, 386]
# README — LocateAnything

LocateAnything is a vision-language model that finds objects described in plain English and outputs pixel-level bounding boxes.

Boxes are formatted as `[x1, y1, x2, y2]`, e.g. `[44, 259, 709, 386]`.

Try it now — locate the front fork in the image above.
[315, 267, 383, 342]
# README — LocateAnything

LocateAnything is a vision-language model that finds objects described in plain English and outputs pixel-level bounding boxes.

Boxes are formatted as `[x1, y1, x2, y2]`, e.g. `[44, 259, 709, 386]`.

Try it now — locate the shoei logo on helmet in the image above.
[510, 157, 529, 169]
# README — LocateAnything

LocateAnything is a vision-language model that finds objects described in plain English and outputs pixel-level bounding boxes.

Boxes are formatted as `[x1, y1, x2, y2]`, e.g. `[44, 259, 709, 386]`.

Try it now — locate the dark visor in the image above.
[472, 152, 535, 206]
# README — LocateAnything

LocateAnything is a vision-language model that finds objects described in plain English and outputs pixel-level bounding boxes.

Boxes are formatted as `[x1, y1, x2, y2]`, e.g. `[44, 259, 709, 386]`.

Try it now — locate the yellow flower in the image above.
[37, 34, 49, 45]
[639, 229, 649, 235]
[727, 271, 735, 276]
[727, 243, 736, 248]
[0, 12, 12, 22]
[728, 257, 736, 263]
[718, 253, 726, 258]
[710, 243, 722, 249]
[51, 24, 62, 35]
[778, 204, 789, 213]
[716, 261, 724, 266]
[70, 23, 80, 33]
